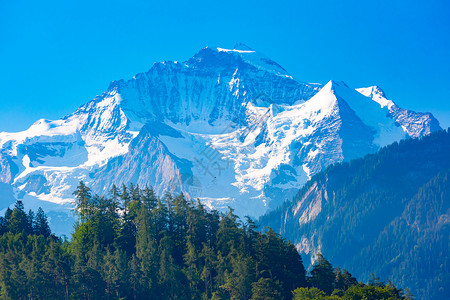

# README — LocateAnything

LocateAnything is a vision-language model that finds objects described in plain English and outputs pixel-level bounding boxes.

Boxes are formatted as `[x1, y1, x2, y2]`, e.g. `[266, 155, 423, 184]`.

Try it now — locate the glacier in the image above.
[0, 44, 441, 235]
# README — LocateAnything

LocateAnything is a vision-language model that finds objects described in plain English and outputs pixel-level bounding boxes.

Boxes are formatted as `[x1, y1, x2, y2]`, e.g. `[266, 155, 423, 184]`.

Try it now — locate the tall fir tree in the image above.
[34, 207, 51, 237]
[309, 253, 335, 295]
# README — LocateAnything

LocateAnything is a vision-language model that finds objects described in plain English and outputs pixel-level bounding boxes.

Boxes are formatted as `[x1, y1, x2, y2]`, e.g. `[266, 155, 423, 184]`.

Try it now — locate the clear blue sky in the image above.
[1, 0, 449, 132]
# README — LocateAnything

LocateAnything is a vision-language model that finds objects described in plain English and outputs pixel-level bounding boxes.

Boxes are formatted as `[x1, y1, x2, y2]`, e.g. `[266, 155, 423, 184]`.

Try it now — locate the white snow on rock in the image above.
[0, 45, 441, 235]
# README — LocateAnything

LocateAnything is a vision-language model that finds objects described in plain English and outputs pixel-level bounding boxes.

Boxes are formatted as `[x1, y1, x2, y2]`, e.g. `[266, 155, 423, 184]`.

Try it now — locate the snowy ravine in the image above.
[0, 44, 441, 235]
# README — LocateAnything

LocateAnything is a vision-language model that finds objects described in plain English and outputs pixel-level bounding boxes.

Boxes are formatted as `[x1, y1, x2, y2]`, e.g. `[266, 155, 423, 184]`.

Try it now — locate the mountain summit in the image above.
[0, 45, 441, 234]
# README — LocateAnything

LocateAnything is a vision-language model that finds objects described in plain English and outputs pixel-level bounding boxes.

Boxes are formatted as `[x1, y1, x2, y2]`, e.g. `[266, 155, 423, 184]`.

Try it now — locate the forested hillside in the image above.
[260, 129, 450, 300]
[0, 183, 408, 299]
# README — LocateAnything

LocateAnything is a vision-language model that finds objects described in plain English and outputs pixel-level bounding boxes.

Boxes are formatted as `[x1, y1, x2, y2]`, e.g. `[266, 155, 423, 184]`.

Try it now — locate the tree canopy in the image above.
[0, 183, 409, 299]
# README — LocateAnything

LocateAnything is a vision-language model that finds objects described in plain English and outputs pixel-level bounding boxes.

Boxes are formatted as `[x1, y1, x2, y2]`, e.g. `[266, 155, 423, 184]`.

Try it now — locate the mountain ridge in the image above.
[0, 45, 442, 235]
[258, 129, 450, 300]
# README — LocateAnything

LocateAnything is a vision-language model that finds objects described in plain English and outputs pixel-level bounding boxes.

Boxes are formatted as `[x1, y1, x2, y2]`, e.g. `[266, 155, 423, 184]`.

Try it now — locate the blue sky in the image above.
[1, 0, 449, 131]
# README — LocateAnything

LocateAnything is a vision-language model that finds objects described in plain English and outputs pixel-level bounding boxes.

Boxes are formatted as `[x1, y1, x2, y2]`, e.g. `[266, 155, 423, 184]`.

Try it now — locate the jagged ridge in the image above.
[0, 44, 441, 235]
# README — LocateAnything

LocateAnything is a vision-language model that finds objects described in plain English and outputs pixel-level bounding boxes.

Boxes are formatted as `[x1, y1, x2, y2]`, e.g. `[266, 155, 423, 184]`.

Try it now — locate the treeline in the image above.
[0, 183, 408, 299]
[260, 129, 450, 300]
[292, 254, 411, 299]
[0, 200, 52, 237]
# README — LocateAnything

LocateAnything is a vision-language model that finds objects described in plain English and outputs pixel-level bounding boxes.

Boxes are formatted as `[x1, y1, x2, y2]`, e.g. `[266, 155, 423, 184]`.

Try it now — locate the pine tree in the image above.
[116, 185, 136, 255]
[222, 248, 254, 300]
[34, 207, 51, 237]
[292, 287, 326, 300]
[184, 239, 202, 298]
[0, 184, 409, 300]
[8, 200, 29, 234]
[251, 277, 283, 300]
[153, 198, 169, 242]
[216, 208, 240, 257]
[309, 253, 335, 295]
[158, 235, 179, 299]
[73, 181, 92, 220]
[0, 216, 6, 235]
[109, 184, 120, 214]
[334, 268, 357, 291]
[142, 185, 157, 210]
[135, 199, 158, 298]
[200, 243, 216, 298]
[27, 209, 35, 235]
[4, 207, 12, 223]
[120, 183, 130, 213]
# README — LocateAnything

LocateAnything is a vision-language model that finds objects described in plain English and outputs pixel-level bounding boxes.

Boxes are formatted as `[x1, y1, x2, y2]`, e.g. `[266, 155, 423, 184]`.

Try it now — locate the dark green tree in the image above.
[309, 253, 335, 295]
[292, 287, 326, 300]
[0, 183, 409, 300]
[8, 200, 30, 234]
[251, 277, 283, 300]
[73, 181, 92, 221]
[34, 207, 51, 237]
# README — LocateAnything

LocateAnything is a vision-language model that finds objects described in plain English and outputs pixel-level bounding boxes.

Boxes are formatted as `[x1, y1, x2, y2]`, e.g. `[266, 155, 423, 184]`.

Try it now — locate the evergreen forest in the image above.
[0, 182, 409, 299]
[260, 129, 450, 300]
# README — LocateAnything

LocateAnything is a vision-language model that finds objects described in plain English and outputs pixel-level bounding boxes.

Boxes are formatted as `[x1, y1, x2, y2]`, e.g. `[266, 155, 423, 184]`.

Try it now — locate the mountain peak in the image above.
[327, 80, 350, 89]
[186, 44, 292, 78]
[233, 42, 254, 51]
[0, 44, 441, 238]
[356, 86, 392, 109]
[357, 86, 387, 99]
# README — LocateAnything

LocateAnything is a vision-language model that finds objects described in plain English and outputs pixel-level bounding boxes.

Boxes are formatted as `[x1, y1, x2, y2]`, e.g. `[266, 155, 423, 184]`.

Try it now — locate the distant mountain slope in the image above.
[0, 44, 442, 234]
[259, 129, 450, 300]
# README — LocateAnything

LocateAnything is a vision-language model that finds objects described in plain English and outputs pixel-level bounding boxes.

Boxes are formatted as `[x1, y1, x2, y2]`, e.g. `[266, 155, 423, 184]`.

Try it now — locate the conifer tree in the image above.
[73, 181, 92, 220]
[142, 185, 157, 209]
[34, 207, 51, 237]
[200, 243, 216, 298]
[309, 253, 335, 295]
[8, 200, 29, 234]
[251, 277, 283, 300]
[27, 209, 35, 235]
[0, 183, 409, 300]
[0, 216, 6, 235]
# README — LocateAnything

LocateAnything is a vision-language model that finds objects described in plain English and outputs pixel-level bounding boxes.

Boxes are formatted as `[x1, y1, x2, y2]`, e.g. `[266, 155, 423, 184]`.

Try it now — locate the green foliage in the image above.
[0, 184, 407, 299]
[344, 283, 404, 300]
[251, 277, 283, 300]
[7, 200, 31, 235]
[34, 208, 51, 237]
[293, 287, 327, 300]
[309, 253, 335, 295]
[293, 284, 405, 300]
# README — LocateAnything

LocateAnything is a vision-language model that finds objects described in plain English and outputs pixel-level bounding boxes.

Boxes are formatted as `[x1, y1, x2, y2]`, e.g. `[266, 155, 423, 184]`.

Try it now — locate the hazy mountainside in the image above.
[0, 43, 441, 234]
[259, 129, 450, 300]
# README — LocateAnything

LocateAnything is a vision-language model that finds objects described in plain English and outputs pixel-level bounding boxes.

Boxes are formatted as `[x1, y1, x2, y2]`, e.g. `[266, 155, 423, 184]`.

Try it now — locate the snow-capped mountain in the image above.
[0, 44, 441, 234]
